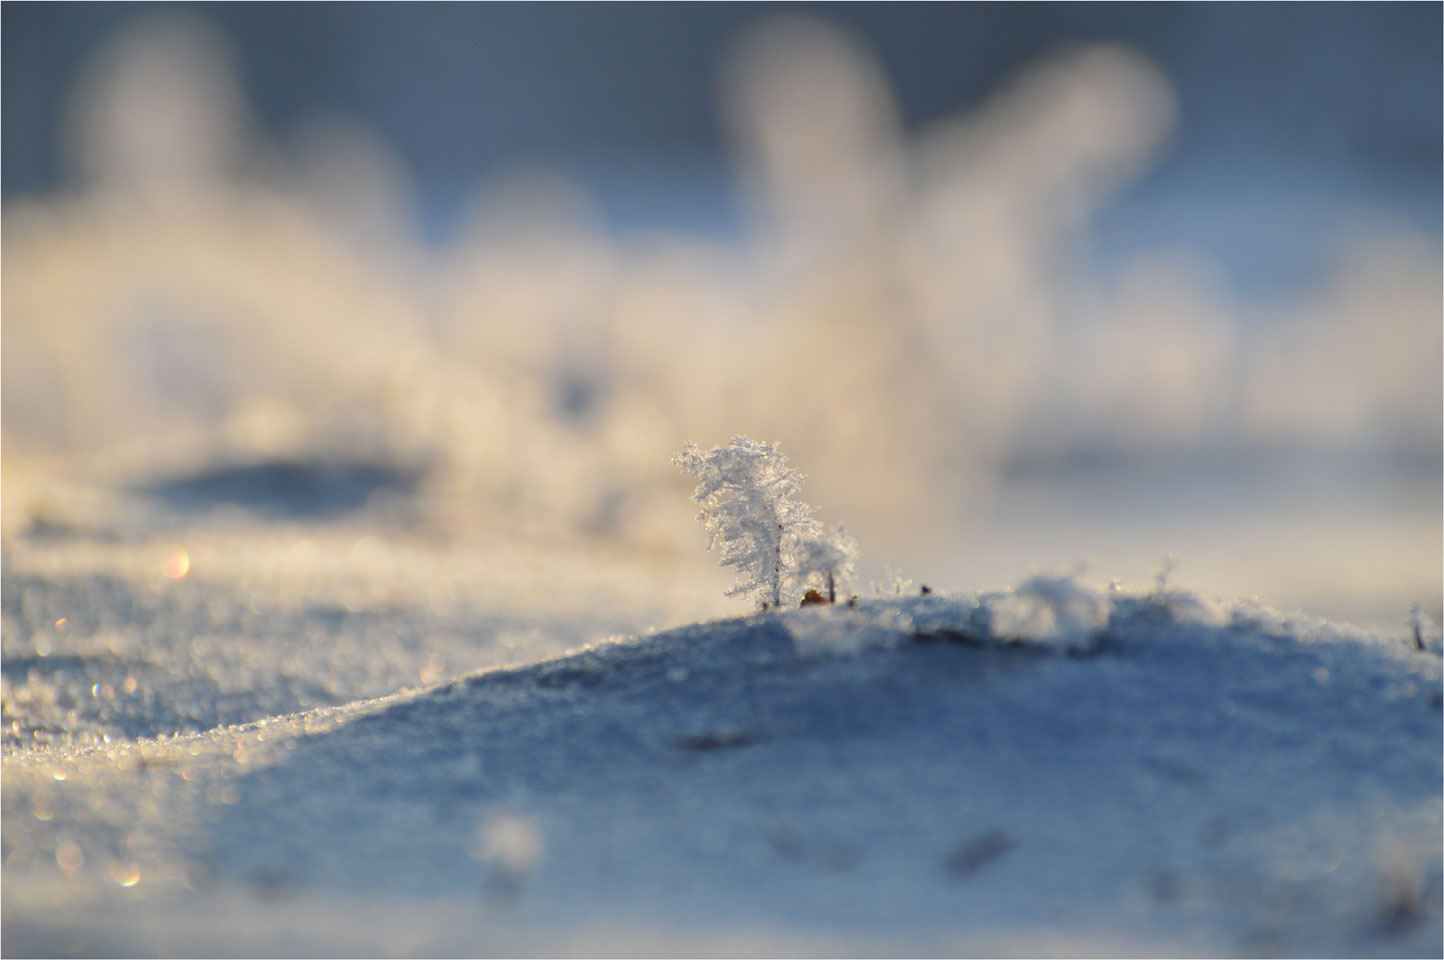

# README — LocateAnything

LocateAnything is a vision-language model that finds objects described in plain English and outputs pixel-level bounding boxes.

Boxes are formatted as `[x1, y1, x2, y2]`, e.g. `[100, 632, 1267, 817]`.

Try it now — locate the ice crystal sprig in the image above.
[674, 436, 858, 610]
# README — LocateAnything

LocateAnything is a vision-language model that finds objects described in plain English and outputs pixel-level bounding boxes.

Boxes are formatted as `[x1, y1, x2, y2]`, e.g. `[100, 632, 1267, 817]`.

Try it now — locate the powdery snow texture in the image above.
[3, 580, 1440, 958]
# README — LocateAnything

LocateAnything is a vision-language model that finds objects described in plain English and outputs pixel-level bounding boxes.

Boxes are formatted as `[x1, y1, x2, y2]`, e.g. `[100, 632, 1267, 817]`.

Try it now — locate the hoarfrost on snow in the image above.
[675, 437, 858, 610]
[785, 572, 1113, 656]
[471, 811, 545, 900]
[3, 548, 1440, 957]
[785, 604, 904, 657]
[980, 573, 1112, 651]
[784, 571, 1444, 671]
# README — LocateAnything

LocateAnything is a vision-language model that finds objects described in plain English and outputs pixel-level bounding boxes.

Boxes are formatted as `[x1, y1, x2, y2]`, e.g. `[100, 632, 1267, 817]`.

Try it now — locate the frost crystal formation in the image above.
[794, 525, 859, 603]
[674, 436, 856, 609]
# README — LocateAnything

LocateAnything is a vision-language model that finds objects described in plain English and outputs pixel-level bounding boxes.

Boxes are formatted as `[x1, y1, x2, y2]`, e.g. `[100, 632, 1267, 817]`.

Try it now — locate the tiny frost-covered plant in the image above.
[872, 566, 914, 598]
[794, 524, 859, 603]
[673, 436, 857, 609]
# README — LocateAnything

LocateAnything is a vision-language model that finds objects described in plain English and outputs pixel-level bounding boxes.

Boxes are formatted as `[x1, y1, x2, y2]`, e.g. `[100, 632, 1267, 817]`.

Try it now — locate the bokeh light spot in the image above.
[56, 842, 84, 873]
[112, 862, 142, 887]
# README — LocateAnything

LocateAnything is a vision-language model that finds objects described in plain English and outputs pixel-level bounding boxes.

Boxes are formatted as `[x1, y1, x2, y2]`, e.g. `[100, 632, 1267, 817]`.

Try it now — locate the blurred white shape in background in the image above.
[1241, 233, 1443, 453]
[64, 16, 255, 198]
[5, 17, 433, 488]
[287, 115, 425, 274]
[714, 25, 1181, 550]
[723, 15, 909, 272]
[2, 13, 1438, 623]
[1038, 253, 1239, 454]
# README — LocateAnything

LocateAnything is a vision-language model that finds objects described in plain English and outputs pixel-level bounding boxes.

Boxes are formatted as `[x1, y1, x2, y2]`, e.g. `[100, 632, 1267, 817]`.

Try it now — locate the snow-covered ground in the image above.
[3, 502, 1440, 957]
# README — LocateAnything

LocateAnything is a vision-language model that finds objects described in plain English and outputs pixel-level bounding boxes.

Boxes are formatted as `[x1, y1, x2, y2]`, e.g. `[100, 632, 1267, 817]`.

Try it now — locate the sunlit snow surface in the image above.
[3, 514, 1440, 958]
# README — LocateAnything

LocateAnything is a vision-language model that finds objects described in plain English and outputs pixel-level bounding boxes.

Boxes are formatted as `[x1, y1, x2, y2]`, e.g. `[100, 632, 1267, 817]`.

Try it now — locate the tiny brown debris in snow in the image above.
[944, 828, 1016, 881]
[674, 730, 762, 752]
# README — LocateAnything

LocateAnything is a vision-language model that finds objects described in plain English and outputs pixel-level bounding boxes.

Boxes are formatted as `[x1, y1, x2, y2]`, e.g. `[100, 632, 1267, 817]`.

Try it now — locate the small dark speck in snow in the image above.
[944, 828, 1016, 881]
[534, 666, 606, 689]
[248, 866, 299, 903]
[674, 730, 762, 752]
[1148, 866, 1184, 904]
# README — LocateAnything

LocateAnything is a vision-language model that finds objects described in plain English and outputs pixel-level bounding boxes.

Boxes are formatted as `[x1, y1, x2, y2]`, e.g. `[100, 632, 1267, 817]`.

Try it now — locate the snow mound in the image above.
[3, 573, 1439, 958]
[785, 576, 1113, 657]
[786, 573, 1431, 662]
[784, 574, 1132, 655]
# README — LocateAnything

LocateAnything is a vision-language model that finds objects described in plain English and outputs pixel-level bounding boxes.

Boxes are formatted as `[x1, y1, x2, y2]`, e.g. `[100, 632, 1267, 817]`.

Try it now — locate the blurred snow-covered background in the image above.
[3, 4, 1439, 627]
